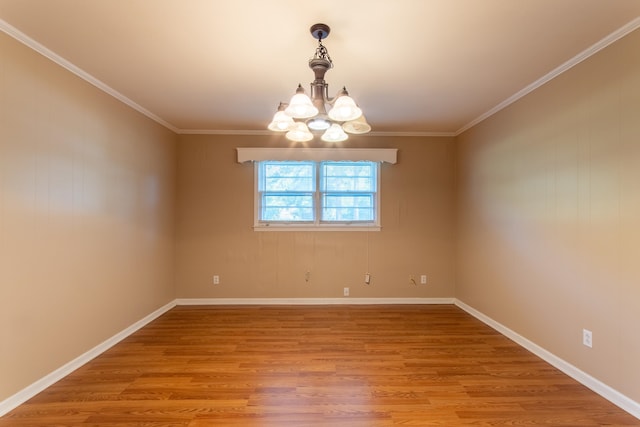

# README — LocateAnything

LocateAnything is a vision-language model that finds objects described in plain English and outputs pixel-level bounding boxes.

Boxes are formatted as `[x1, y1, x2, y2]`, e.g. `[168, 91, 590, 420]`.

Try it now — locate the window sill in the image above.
[254, 224, 381, 232]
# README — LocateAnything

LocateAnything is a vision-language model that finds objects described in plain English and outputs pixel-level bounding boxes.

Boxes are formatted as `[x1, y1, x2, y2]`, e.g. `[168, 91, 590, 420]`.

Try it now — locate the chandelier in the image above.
[268, 23, 371, 142]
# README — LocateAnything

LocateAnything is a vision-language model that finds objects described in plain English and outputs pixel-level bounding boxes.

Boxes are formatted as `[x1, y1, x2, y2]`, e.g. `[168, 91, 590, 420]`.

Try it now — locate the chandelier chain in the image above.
[313, 40, 333, 65]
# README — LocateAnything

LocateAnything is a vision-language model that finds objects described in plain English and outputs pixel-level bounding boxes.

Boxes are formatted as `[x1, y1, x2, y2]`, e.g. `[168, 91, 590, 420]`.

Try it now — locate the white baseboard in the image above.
[0, 297, 451, 417]
[454, 299, 640, 420]
[4, 297, 637, 421]
[0, 300, 177, 417]
[175, 297, 455, 305]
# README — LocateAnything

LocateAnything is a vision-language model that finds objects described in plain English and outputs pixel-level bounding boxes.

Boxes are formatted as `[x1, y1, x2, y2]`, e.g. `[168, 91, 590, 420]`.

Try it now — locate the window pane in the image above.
[261, 194, 314, 221]
[260, 162, 315, 192]
[321, 162, 376, 192]
[322, 194, 375, 221]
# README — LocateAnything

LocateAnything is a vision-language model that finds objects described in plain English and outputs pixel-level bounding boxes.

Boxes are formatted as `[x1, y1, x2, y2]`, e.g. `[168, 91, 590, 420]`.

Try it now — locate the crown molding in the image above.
[177, 129, 456, 137]
[178, 129, 272, 135]
[455, 16, 640, 136]
[4, 15, 640, 139]
[0, 18, 180, 134]
[1, 19, 448, 140]
[367, 130, 456, 137]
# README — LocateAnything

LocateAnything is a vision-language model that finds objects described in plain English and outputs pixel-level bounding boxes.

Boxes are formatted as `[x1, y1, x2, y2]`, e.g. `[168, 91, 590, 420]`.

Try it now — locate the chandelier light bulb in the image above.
[307, 116, 331, 131]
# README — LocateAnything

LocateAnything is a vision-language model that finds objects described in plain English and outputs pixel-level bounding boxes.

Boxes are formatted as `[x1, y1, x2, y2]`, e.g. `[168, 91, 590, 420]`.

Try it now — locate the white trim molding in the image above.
[0, 19, 179, 134]
[176, 297, 455, 306]
[236, 147, 398, 164]
[180, 129, 456, 137]
[455, 16, 640, 136]
[3, 297, 638, 421]
[454, 299, 640, 420]
[4, 15, 640, 139]
[0, 300, 177, 417]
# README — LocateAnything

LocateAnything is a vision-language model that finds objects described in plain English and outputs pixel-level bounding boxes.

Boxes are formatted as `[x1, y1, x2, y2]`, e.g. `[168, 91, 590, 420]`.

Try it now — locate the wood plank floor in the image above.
[2, 305, 638, 426]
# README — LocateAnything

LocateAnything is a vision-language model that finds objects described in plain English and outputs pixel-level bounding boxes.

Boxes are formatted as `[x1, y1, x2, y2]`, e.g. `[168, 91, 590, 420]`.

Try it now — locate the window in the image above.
[237, 147, 397, 231]
[256, 160, 380, 230]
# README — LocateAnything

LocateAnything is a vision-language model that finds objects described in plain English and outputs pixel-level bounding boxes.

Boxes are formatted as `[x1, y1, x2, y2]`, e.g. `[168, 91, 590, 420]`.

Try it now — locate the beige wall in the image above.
[3, 11, 639, 412]
[455, 28, 640, 402]
[175, 134, 456, 299]
[0, 33, 177, 400]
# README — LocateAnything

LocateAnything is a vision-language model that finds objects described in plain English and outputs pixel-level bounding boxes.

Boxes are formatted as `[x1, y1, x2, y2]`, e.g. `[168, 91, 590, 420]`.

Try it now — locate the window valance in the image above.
[236, 147, 397, 164]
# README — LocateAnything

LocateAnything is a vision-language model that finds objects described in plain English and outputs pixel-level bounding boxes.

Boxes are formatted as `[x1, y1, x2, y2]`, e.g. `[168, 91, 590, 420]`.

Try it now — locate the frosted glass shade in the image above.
[285, 92, 318, 119]
[286, 122, 314, 142]
[321, 123, 349, 142]
[267, 111, 295, 131]
[328, 95, 362, 122]
[342, 115, 371, 134]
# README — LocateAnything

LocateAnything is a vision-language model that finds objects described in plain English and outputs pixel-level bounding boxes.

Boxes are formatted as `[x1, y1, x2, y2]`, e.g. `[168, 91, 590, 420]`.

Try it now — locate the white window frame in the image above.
[237, 147, 397, 232]
[254, 160, 381, 231]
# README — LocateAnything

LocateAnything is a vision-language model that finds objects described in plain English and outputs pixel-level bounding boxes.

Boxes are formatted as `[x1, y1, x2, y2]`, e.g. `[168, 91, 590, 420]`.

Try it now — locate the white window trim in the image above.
[253, 161, 381, 232]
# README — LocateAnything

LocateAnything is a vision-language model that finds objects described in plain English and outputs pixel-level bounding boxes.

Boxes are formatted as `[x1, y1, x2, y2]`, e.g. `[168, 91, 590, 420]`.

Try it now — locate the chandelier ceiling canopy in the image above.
[268, 23, 371, 142]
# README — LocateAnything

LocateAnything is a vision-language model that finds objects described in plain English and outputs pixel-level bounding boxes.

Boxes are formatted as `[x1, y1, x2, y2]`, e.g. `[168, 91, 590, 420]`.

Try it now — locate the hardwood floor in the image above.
[2, 305, 638, 426]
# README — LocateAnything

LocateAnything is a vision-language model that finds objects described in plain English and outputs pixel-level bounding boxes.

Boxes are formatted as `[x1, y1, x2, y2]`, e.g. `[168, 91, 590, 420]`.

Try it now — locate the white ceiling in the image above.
[1, 0, 640, 135]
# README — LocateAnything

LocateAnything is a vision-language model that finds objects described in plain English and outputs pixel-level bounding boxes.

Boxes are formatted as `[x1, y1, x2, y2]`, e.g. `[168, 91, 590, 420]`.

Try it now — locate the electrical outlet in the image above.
[343, 287, 350, 296]
[213, 275, 220, 285]
[583, 329, 592, 348]
[364, 273, 371, 284]
[420, 275, 427, 284]
[305, 271, 311, 282]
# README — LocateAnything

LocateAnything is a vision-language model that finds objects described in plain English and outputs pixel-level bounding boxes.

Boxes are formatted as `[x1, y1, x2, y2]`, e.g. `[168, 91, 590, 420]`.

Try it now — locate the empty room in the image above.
[1, 1, 640, 425]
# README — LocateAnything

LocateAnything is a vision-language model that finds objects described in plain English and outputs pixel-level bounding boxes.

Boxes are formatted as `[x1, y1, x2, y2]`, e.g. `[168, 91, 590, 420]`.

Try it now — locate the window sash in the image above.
[321, 193, 376, 222]
[320, 162, 377, 193]
[260, 192, 315, 222]
[258, 161, 315, 192]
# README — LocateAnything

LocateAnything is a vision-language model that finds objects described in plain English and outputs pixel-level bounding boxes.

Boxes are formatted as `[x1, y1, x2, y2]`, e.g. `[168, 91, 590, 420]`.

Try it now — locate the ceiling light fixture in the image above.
[268, 23, 371, 143]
